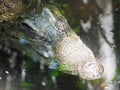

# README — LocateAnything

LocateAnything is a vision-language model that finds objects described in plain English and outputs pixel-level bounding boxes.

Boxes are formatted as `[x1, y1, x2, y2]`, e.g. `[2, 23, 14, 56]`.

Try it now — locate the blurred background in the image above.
[0, 0, 120, 90]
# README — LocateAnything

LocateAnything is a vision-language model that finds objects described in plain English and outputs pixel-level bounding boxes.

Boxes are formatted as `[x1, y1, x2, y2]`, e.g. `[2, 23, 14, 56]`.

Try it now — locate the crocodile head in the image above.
[21, 6, 104, 80]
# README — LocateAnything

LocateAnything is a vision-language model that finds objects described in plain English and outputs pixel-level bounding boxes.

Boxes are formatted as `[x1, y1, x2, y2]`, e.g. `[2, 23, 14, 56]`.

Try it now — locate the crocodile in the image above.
[0, 6, 104, 80]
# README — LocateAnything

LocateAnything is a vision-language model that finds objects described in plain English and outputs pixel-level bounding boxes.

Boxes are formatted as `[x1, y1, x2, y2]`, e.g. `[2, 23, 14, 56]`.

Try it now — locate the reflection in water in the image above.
[82, 0, 88, 4]
[98, 1, 117, 90]
[80, 17, 92, 33]
[80, 0, 117, 90]
[99, 14, 117, 90]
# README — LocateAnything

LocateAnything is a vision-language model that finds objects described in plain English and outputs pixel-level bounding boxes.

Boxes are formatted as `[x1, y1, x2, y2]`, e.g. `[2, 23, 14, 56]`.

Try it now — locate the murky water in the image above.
[0, 0, 120, 90]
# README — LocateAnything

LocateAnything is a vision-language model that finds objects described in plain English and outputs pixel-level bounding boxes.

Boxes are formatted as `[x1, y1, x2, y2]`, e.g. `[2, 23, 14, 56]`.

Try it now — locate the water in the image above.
[80, 0, 118, 89]
[0, 0, 120, 90]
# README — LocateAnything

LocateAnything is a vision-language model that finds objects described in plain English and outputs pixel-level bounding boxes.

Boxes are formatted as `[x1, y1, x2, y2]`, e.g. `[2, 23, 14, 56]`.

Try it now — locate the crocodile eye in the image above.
[55, 21, 64, 30]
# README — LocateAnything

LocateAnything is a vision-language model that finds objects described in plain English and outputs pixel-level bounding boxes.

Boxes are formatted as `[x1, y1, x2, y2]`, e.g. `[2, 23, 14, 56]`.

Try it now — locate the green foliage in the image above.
[20, 81, 34, 90]
[50, 3, 69, 8]
[73, 28, 80, 34]
[47, 2, 69, 17]
[47, 69, 60, 85]
[51, 69, 60, 77]
[57, 63, 77, 75]
[112, 67, 120, 81]
[60, 10, 65, 15]
[76, 81, 86, 90]
[24, 61, 38, 73]
[62, 4, 69, 8]
[49, 1, 80, 30]
[118, 0, 120, 5]
[58, 64, 70, 72]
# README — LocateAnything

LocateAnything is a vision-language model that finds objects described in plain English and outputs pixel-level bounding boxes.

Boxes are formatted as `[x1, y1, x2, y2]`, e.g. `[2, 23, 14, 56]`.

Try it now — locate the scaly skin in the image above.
[22, 6, 104, 80]
[54, 31, 104, 80]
